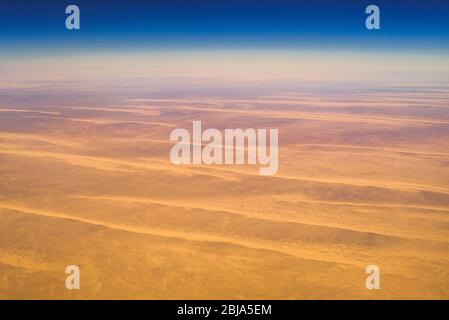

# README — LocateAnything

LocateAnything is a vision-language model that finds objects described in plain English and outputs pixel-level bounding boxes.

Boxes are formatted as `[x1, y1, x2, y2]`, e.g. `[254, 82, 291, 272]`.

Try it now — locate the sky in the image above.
[0, 0, 448, 88]
[0, 0, 448, 53]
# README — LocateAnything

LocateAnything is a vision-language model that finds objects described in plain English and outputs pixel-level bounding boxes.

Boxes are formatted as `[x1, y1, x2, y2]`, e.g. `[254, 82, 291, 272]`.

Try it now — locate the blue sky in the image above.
[0, 0, 448, 52]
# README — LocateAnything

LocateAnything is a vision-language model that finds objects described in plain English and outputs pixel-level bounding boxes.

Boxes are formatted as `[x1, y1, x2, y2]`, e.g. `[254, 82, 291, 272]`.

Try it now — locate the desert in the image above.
[0, 51, 448, 299]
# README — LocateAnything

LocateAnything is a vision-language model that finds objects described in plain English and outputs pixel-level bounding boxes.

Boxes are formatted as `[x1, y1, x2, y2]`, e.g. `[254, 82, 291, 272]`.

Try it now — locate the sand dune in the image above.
[176, 106, 449, 125]
[0, 84, 448, 299]
[0, 108, 59, 115]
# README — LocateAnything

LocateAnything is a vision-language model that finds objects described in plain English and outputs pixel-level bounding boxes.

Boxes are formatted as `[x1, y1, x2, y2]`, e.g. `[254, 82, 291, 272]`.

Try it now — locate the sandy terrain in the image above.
[0, 78, 448, 299]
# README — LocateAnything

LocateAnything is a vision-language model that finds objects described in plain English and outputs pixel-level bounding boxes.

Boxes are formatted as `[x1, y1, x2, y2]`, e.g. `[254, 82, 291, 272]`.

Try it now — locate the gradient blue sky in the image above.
[1, 0, 448, 52]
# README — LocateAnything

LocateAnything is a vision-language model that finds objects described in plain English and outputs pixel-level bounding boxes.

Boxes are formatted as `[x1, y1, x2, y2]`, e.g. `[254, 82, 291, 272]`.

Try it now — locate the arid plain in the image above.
[1, 52, 449, 299]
